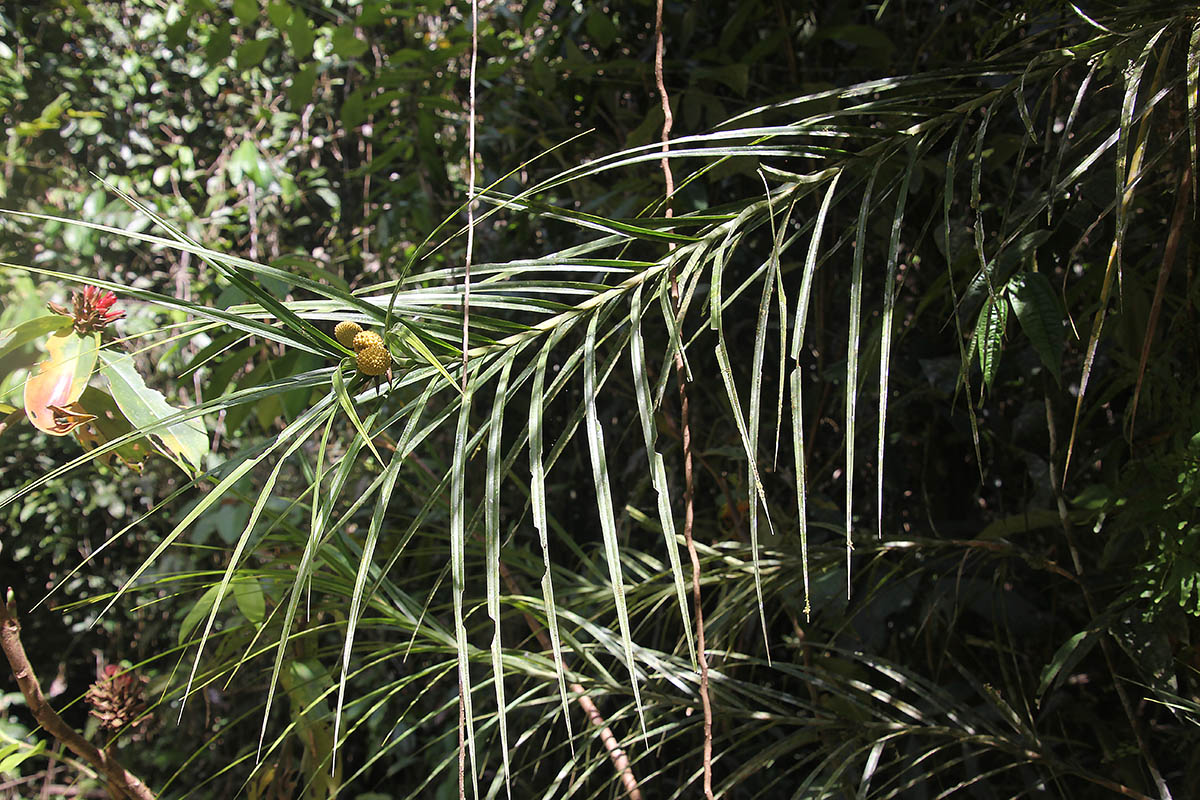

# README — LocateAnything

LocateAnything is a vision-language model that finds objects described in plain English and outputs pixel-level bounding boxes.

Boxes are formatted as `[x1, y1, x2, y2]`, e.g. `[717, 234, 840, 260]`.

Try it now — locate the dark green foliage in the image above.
[2, 1, 1200, 798]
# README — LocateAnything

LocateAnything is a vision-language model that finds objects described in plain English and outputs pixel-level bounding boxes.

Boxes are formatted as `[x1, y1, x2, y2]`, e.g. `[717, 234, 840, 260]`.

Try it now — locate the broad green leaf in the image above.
[73, 386, 153, 471]
[232, 0, 257, 26]
[974, 293, 1007, 395]
[98, 350, 208, 470]
[332, 24, 368, 59]
[289, 64, 317, 109]
[23, 329, 100, 435]
[179, 583, 224, 645]
[236, 38, 272, 72]
[1007, 271, 1064, 383]
[586, 11, 617, 48]
[1037, 628, 1100, 703]
[0, 739, 45, 775]
[0, 315, 71, 362]
[286, 10, 315, 60]
[233, 576, 265, 625]
[265, 1, 290, 29]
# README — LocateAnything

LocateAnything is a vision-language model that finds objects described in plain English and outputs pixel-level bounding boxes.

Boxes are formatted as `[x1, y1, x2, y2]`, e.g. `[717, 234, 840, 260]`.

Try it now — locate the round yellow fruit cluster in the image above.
[356, 345, 391, 376]
[352, 330, 384, 352]
[335, 320, 363, 348]
[334, 321, 391, 376]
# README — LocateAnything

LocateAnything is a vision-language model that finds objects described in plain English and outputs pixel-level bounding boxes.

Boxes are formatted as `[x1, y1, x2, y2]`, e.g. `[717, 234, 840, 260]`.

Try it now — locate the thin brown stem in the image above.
[1128, 164, 1190, 441]
[0, 593, 157, 800]
[496, 562, 642, 800]
[460, 0, 479, 392]
[655, 3, 714, 798]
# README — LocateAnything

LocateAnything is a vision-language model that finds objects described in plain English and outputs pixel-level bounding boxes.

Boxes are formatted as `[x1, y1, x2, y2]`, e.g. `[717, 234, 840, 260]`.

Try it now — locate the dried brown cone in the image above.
[85, 664, 152, 739]
[334, 321, 363, 348]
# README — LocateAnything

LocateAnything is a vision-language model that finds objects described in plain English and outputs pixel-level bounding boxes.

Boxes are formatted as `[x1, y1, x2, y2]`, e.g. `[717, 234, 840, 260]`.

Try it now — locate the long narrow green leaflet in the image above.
[846, 165, 879, 582]
[747, 180, 785, 656]
[332, 367, 384, 464]
[1113, 28, 1168, 301]
[583, 312, 646, 735]
[486, 355, 515, 795]
[393, 320, 464, 398]
[876, 139, 921, 545]
[333, 415, 402, 765]
[1064, 27, 1168, 482]
[529, 328, 575, 746]
[710, 214, 775, 645]
[1, 262, 324, 355]
[789, 170, 843, 359]
[95, 392, 336, 634]
[783, 367, 811, 629]
[629, 286, 695, 666]
[451, 368, 479, 798]
[180, 403, 332, 722]
[102, 182, 339, 354]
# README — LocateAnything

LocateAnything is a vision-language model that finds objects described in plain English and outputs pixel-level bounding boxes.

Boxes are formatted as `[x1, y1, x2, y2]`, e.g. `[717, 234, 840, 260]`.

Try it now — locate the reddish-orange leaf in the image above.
[24, 329, 100, 435]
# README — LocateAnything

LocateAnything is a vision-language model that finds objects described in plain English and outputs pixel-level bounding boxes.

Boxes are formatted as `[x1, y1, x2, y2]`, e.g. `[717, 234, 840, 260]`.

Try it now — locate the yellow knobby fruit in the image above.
[356, 345, 391, 376]
[335, 321, 363, 348]
[352, 330, 384, 352]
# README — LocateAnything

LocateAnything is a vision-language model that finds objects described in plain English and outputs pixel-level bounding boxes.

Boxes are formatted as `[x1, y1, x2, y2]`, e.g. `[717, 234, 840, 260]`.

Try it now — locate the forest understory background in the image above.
[2, 1, 1200, 798]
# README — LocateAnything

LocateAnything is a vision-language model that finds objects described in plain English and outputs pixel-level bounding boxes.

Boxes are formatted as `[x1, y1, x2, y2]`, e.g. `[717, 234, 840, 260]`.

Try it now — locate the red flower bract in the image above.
[49, 285, 126, 335]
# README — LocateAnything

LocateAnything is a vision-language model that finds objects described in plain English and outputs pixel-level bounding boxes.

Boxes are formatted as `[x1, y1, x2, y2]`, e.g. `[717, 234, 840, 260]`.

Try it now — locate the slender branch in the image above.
[655, 4, 714, 798]
[459, 3, 480, 796]
[460, 0, 478, 392]
[496, 562, 643, 800]
[1128, 164, 1190, 440]
[0, 592, 157, 800]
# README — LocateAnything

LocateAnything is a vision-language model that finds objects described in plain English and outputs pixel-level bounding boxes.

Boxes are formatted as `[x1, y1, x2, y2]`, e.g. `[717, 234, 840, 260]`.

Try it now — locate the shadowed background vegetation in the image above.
[2, 1, 1200, 798]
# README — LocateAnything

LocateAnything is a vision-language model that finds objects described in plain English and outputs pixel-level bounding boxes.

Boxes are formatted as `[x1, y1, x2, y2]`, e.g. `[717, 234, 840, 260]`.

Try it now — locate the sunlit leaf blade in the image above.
[1037, 627, 1101, 705]
[529, 329, 575, 745]
[583, 312, 646, 734]
[0, 315, 71, 362]
[451, 367, 479, 797]
[98, 393, 336, 646]
[629, 286, 694, 666]
[1189, 21, 1200, 203]
[876, 139, 920, 540]
[73, 386, 153, 470]
[98, 350, 207, 470]
[486, 355, 514, 796]
[790, 367, 811, 619]
[1064, 26, 1169, 482]
[333, 415, 401, 764]
[974, 293, 1008, 396]
[703, 198, 785, 653]
[181, 405, 329, 721]
[331, 366, 383, 464]
[847, 164, 880, 571]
